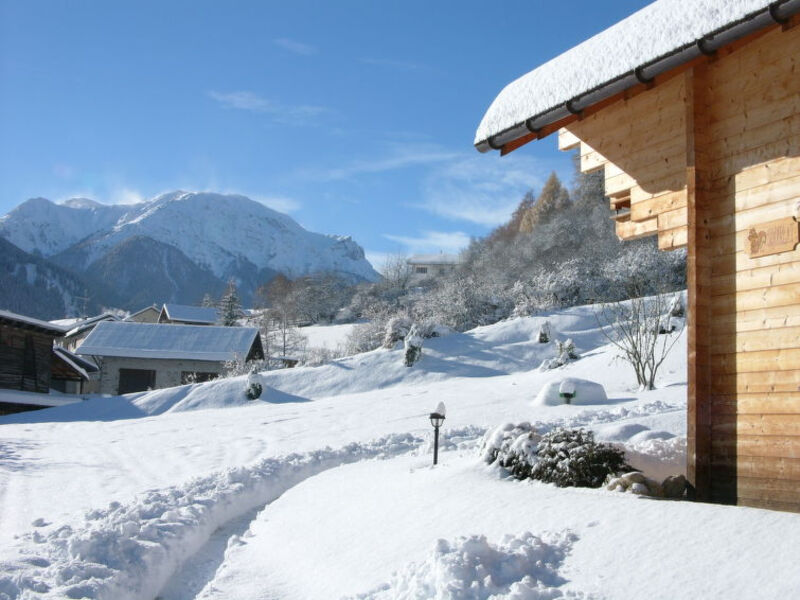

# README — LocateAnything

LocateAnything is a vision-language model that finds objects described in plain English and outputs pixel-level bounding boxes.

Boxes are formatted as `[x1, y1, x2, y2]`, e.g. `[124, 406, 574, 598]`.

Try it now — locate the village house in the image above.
[407, 253, 461, 282]
[77, 321, 264, 394]
[59, 312, 119, 352]
[0, 309, 65, 395]
[125, 304, 161, 323]
[158, 303, 220, 326]
[475, 0, 800, 511]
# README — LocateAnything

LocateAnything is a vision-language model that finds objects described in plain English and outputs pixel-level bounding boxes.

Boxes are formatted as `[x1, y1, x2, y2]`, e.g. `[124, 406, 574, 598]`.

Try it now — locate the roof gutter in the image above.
[476, 0, 800, 153]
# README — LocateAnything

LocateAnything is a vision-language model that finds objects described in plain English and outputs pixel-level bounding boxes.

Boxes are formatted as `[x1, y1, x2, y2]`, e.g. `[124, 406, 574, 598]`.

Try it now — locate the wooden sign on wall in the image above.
[745, 217, 800, 258]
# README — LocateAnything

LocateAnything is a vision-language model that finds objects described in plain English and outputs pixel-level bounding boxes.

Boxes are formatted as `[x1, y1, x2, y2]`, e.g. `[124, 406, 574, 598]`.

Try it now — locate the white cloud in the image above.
[383, 230, 471, 254]
[417, 154, 547, 226]
[110, 188, 146, 205]
[208, 91, 328, 123]
[273, 38, 317, 56]
[312, 142, 459, 181]
[252, 195, 301, 213]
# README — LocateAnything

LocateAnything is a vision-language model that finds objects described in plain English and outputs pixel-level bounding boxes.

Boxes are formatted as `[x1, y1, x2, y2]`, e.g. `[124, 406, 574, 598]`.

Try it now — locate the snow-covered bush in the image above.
[245, 373, 263, 400]
[403, 325, 423, 367]
[531, 428, 632, 488]
[382, 314, 413, 349]
[539, 338, 578, 370]
[344, 319, 387, 355]
[302, 346, 346, 367]
[221, 356, 268, 378]
[483, 425, 632, 488]
[537, 321, 551, 343]
[479, 422, 539, 465]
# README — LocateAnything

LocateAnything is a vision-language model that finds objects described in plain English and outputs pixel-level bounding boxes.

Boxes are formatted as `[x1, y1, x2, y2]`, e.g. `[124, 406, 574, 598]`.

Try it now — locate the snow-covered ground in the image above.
[300, 322, 357, 351]
[1, 302, 797, 599]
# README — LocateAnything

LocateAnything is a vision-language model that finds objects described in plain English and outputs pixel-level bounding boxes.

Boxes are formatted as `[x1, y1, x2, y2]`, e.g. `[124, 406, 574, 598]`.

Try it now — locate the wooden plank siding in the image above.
[0, 323, 55, 393]
[558, 20, 800, 511]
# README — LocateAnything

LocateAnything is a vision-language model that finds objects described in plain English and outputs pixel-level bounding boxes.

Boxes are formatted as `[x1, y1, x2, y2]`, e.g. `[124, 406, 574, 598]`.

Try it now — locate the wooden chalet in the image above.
[0, 309, 66, 394]
[475, 0, 800, 511]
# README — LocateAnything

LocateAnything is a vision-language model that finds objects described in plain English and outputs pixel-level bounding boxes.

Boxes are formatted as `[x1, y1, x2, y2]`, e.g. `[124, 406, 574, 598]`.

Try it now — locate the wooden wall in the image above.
[0, 323, 55, 393]
[559, 19, 800, 511]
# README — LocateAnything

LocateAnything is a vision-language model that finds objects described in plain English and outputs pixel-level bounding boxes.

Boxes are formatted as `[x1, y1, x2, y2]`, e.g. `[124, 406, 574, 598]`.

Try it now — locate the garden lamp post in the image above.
[429, 401, 446, 466]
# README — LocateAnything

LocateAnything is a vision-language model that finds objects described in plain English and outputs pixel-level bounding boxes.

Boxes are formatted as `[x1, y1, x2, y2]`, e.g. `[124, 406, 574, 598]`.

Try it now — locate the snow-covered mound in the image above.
[533, 378, 608, 406]
[353, 531, 577, 599]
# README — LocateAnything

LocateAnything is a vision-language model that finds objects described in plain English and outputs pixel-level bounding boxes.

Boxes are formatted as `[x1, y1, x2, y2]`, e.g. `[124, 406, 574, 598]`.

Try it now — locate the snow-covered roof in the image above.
[0, 309, 67, 335]
[78, 321, 261, 362]
[161, 304, 219, 325]
[63, 313, 119, 337]
[474, 0, 799, 149]
[53, 346, 99, 380]
[407, 254, 461, 265]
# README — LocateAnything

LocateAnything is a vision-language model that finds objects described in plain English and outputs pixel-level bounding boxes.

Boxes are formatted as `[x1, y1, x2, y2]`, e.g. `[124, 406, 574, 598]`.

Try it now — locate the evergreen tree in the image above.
[218, 278, 242, 326]
[201, 293, 215, 307]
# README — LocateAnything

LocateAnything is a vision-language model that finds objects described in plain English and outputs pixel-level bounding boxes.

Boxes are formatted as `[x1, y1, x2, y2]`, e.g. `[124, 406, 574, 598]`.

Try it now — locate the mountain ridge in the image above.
[0, 191, 378, 314]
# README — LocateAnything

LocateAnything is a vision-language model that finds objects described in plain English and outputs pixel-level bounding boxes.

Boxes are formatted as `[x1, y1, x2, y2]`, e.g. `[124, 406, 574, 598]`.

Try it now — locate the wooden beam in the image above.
[686, 64, 714, 502]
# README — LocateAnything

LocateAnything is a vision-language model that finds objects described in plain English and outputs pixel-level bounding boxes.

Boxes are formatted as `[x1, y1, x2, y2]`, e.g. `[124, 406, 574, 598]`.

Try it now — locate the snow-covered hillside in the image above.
[1, 303, 797, 600]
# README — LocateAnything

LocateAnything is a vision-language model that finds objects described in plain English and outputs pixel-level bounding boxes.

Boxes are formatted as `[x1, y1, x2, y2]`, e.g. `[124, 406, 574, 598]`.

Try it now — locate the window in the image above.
[415, 266, 428, 274]
[118, 368, 156, 394]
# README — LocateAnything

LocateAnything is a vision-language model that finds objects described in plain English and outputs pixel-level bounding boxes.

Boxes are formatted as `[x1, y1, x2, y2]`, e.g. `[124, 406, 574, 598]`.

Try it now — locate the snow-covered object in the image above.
[539, 338, 578, 371]
[403, 325, 423, 367]
[537, 321, 550, 343]
[382, 315, 413, 349]
[78, 321, 260, 361]
[354, 531, 577, 600]
[434, 401, 446, 418]
[0, 192, 378, 282]
[605, 471, 687, 498]
[533, 378, 608, 406]
[475, 0, 781, 145]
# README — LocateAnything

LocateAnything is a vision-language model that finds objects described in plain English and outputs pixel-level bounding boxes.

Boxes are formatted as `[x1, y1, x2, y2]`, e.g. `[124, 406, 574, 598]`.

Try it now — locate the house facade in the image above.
[125, 305, 161, 323]
[407, 254, 461, 282]
[78, 321, 264, 394]
[476, 0, 800, 511]
[60, 313, 119, 352]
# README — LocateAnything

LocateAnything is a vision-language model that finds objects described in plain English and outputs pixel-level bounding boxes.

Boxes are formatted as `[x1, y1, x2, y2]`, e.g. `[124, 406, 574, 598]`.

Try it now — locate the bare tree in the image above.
[595, 291, 684, 390]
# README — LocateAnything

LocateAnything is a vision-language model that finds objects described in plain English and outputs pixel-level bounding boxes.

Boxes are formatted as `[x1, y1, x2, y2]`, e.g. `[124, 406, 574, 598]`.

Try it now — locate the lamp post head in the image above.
[429, 412, 445, 428]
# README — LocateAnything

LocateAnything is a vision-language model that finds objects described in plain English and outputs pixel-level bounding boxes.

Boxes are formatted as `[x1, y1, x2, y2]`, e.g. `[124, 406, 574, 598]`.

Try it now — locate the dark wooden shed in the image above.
[0, 310, 66, 393]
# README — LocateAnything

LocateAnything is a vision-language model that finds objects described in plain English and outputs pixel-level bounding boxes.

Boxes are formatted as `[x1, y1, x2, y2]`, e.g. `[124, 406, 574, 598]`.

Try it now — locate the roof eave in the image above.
[475, 0, 800, 154]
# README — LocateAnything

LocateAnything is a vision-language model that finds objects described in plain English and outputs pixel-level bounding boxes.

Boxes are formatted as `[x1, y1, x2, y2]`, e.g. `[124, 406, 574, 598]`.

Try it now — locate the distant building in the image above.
[125, 305, 161, 324]
[78, 321, 264, 394]
[407, 253, 461, 282]
[158, 303, 219, 326]
[60, 313, 119, 352]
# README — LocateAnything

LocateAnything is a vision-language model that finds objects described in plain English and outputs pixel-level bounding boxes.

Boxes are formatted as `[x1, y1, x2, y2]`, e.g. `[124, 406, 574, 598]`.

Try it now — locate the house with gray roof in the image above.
[78, 321, 264, 394]
[158, 303, 220, 326]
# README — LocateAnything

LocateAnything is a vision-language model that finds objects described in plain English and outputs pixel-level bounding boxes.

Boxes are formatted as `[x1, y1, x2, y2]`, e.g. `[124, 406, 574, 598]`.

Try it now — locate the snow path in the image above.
[155, 507, 260, 600]
[0, 432, 429, 600]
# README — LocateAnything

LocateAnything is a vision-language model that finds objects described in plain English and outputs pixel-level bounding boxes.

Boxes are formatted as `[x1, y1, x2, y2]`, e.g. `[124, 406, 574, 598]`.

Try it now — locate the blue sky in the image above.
[0, 0, 650, 269]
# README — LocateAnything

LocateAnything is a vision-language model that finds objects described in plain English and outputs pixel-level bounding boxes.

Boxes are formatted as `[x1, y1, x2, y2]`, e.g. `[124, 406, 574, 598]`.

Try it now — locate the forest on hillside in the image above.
[244, 155, 686, 358]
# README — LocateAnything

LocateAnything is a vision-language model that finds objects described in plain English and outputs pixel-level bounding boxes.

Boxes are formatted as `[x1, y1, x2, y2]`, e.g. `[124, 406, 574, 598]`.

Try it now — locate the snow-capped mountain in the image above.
[0, 197, 134, 256]
[0, 192, 378, 311]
